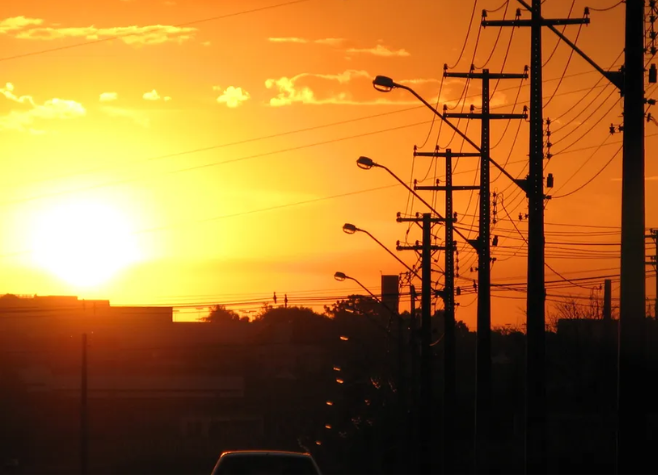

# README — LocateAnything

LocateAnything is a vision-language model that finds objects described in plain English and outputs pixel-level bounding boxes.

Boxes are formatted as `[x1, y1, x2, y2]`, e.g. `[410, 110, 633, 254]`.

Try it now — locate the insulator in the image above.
[492, 235, 499, 247]
[650, 64, 657, 84]
[610, 123, 616, 134]
[547, 173, 554, 188]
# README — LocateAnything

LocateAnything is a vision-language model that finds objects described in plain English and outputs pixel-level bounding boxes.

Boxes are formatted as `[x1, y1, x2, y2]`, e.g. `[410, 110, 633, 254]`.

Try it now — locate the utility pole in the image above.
[618, 2, 648, 473]
[397, 213, 444, 474]
[408, 284, 419, 471]
[648, 229, 658, 318]
[441, 68, 527, 473]
[604, 279, 612, 321]
[81, 333, 88, 475]
[414, 147, 460, 473]
[483, 4, 589, 472]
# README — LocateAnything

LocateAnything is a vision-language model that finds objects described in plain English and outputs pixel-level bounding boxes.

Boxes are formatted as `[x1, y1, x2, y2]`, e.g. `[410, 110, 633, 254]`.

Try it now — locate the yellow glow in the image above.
[30, 201, 140, 288]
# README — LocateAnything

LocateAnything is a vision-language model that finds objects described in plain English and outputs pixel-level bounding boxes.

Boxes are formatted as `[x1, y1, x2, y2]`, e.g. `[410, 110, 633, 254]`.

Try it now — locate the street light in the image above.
[356, 156, 472, 246]
[342, 222, 419, 279]
[334, 271, 400, 321]
[371, 77, 520, 186]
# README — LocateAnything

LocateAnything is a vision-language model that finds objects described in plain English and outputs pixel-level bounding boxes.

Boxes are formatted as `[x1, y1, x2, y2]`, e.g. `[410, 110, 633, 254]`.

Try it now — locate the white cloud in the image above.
[346, 44, 410, 57]
[0, 82, 85, 133]
[264, 70, 373, 106]
[14, 24, 197, 45]
[264, 70, 461, 107]
[143, 89, 160, 101]
[214, 86, 250, 108]
[99, 106, 150, 127]
[269, 37, 308, 43]
[314, 37, 345, 46]
[99, 92, 118, 102]
[268, 37, 345, 46]
[0, 16, 44, 33]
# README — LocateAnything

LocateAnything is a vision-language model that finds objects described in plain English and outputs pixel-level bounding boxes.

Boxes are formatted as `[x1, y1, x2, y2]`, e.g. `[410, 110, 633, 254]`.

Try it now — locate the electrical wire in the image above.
[0, 0, 316, 62]
[446, 0, 480, 69]
[552, 145, 623, 199]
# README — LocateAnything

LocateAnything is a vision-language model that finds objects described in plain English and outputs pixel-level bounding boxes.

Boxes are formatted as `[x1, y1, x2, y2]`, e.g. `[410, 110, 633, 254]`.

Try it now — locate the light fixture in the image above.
[356, 156, 375, 169]
[334, 272, 347, 281]
[372, 75, 395, 92]
[342, 223, 358, 234]
[340, 336, 349, 341]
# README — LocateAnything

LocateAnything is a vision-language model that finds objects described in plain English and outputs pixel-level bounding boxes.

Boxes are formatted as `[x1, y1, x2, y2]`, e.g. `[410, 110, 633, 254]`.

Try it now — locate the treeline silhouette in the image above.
[0, 296, 652, 474]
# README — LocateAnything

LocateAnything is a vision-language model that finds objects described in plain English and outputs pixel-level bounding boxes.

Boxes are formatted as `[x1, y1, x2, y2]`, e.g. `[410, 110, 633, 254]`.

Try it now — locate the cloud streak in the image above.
[0, 15, 197, 45]
[0, 82, 85, 133]
[99, 92, 118, 102]
[346, 44, 410, 57]
[143, 89, 171, 101]
[0, 16, 44, 33]
[268, 37, 345, 46]
[264, 70, 456, 107]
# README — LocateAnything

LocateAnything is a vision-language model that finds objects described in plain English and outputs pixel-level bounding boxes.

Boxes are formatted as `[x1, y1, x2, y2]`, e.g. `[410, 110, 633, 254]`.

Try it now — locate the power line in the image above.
[0, 0, 315, 62]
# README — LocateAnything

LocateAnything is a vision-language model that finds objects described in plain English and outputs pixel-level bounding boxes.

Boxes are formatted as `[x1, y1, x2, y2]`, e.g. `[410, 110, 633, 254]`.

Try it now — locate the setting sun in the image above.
[30, 201, 140, 288]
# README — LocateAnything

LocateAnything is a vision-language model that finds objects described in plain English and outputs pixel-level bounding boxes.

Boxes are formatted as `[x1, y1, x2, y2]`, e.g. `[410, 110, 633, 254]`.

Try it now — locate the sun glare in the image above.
[30, 201, 140, 288]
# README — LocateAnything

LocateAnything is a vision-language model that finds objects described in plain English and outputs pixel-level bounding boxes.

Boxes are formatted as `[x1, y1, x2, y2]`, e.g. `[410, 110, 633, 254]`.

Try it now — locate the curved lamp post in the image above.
[342, 222, 419, 280]
[356, 156, 472, 246]
[371, 76, 519, 185]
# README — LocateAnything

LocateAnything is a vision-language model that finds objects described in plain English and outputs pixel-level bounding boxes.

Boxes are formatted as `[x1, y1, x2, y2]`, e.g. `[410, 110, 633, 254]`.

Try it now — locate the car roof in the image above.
[220, 450, 312, 457]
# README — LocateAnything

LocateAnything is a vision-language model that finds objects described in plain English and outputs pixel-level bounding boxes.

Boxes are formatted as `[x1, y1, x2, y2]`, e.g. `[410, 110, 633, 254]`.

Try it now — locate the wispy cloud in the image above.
[99, 106, 150, 127]
[346, 44, 410, 57]
[0, 16, 43, 33]
[268, 37, 345, 46]
[213, 86, 250, 108]
[142, 89, 171, 101]
[99, 92, 118, 102]
[10, 22, 197, 45]
[0, 82, 85, 133]
[264, 70, 450, 106]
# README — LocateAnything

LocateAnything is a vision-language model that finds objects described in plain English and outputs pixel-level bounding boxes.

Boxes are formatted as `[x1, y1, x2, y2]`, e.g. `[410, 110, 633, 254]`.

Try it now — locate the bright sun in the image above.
[30, 201, 140, 288]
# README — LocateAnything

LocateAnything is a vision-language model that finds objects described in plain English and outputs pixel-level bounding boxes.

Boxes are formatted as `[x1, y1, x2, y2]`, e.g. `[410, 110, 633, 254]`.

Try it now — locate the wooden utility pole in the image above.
[483, 4, 589, 471]
[647, 229, 658, 318]
[442, 68, 527, 472]
[618, 2, 648, 473]
[81, 333, 88, 475]
[604, 279, 612, 321]
[396, 213, 443, 474]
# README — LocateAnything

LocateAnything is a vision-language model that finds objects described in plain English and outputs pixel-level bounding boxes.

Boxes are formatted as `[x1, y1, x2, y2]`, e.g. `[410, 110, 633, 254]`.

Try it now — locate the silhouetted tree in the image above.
[201, 304, 241, 323]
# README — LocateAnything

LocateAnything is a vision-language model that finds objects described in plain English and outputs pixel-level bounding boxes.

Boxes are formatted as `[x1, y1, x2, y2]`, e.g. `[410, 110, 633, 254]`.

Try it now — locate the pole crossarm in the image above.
[397, 244, 446, 252]
[391, 83, 525, 189]
[501, 0, 624, 90]
[416, 185, 480, 191]
[483, 18, 589, 27]
[444, 72, 528, 80]
[414, 151, 481, 158]
[445, 112, 528, 120]
[396, 215, 444, 224]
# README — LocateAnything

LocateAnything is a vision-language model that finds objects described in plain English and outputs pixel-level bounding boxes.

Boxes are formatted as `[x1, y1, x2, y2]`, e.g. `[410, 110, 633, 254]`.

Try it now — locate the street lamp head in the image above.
[342, 223, 358, 234]
[334, 271, 347, 281]
[356, 156, 375, 169]
[373, 75, 395, 92]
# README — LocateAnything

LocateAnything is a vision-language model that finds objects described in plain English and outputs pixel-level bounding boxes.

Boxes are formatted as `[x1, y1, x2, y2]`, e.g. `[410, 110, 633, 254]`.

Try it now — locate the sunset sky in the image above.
[1, 0, 656, 327]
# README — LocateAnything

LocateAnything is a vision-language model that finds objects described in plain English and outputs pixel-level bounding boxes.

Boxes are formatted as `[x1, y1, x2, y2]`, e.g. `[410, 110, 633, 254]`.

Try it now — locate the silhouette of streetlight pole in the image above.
[342, 223, 419, 280]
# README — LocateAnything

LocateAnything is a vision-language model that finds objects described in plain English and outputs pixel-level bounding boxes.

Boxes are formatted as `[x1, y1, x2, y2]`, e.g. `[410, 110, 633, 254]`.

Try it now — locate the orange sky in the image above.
[0, 0, 656, 327]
